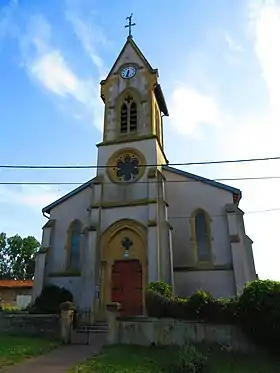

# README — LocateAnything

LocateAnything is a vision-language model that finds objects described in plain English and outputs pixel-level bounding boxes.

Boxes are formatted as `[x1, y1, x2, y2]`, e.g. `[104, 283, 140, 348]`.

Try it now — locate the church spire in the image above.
[125, 13, 136, 39]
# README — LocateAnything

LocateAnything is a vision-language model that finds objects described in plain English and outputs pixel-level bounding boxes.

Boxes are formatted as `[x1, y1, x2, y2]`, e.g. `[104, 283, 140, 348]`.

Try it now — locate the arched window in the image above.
[120, 94, 138, 134]
[193, 210, 212, 262]
[68, 220, 82, 270]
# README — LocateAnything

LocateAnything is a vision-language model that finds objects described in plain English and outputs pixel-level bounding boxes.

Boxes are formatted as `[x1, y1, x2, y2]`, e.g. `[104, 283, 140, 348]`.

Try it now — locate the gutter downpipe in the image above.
[161, 114, 167, 154]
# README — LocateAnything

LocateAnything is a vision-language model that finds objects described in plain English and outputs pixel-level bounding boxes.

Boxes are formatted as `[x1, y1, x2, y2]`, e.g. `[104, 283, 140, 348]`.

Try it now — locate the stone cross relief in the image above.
[121, 237, 133, 258]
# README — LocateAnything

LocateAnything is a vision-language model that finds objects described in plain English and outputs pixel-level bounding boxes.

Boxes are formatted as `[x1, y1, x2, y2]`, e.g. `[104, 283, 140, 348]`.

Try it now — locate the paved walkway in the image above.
[1, 335, 105, 373]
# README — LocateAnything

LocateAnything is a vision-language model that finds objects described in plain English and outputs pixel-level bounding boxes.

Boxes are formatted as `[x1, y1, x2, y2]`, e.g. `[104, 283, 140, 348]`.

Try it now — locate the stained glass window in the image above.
[69, 221, 82, 270]
[195, 211, 211, 262]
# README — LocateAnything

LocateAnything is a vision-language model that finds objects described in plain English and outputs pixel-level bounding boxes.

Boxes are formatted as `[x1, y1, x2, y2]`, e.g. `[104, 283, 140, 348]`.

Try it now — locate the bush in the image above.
[146, 286, 234, 323]
[29, 285, 73, 314]
[146, 290, 172, 318]
[238, 279, 280, 349]
[146, 279, 280, 351]
[147, 281, 172, 298]
[185, 290, 213, 321]
[170, 343, 208, 373]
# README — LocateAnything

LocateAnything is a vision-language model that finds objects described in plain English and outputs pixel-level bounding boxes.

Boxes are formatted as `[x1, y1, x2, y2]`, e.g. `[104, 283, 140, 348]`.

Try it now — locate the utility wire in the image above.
[170, 207, 280, 219]
[1, 175, 280, 185]
[1, 155, 280, 169]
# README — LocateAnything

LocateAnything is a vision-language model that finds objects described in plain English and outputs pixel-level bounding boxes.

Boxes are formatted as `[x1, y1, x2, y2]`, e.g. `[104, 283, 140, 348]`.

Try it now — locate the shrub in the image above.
[146, 279, 280, 352]
[170, 343, 208, 373]
[146, 290, 172, 318]
[185, 290, 213, 320]
[238, 279, 280, 349]
[146, 286, 234, 323]
[147, 281, 172, 298]
[29, 285, 73, 314]
[222, 296, 239, 324]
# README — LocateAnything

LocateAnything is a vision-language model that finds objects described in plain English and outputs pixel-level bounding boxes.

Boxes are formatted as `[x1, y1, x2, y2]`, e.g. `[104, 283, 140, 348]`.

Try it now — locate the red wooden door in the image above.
[111, 260, 142, 317]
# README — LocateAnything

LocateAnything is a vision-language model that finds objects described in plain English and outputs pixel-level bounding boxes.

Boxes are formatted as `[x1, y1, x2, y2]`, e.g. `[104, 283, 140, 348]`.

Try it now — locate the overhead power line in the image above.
[1, 155, 280, 169]
[171, 207, 280, 219]
[1, 175, 280, 185]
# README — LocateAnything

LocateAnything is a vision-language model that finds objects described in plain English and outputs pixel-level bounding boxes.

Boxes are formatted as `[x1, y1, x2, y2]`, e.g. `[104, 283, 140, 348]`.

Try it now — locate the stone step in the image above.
[75, 329, 107, 334]
[75, 324, 108, 333]
[71, 330, 107, 345]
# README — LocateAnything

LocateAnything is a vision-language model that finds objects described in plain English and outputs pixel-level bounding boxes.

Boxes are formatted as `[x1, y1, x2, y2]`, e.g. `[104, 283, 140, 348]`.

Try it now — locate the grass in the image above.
[69, 344, 280, 373]
[0, 334, 59, 369]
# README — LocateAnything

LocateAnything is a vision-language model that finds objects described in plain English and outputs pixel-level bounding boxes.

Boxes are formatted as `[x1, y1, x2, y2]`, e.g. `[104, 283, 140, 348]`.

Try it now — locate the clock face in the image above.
[121, 66, 136, 79]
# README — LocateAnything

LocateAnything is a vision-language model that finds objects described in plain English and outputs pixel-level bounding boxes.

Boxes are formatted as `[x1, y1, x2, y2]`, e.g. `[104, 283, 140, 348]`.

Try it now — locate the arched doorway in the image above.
[98, 220, 147, 318]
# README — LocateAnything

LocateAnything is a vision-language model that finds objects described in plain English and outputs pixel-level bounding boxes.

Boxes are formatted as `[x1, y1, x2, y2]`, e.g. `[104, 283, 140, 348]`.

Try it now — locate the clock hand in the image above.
[126, 69, 130, 78]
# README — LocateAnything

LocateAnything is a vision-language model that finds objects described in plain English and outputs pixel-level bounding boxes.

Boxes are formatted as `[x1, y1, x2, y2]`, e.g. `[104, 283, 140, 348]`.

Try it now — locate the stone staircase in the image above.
[72, 321, 108, 345]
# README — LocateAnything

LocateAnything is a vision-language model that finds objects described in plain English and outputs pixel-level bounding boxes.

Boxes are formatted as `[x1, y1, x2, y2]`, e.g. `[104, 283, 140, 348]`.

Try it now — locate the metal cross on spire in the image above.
[125, 13, 136, 38]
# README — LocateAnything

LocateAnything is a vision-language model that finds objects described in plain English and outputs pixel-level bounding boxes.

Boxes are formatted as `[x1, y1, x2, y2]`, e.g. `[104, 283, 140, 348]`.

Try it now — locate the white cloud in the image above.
[167, 0, 280, 280]
[0, 0, 18, 40]
[0, 185, 59, 209]
[19, 14, 102, 129]
[252, 1, 280, 112]
[218, 0, 280, 280]
[225, 33, 243, 52]
[65, 11, 107, 77]
[169, 87, 221, 137]
[31, 50, 91, 101]
[225, 0, 280, 158]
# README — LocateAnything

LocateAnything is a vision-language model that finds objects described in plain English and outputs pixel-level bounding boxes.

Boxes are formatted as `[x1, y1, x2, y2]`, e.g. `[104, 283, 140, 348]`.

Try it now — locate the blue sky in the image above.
[0, 0, 280, 280]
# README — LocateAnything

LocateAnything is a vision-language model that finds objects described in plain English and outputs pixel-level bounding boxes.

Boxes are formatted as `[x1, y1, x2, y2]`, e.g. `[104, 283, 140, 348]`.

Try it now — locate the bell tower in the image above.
[97, 32, 169, 153]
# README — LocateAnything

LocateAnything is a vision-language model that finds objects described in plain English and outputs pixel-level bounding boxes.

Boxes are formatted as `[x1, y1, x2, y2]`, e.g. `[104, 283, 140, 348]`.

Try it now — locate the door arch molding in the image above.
[98, 219, 147, 318]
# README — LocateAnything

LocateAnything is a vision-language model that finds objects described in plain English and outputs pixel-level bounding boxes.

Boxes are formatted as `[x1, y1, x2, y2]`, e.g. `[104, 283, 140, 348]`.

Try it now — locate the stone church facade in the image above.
[32, 36, 257, 318]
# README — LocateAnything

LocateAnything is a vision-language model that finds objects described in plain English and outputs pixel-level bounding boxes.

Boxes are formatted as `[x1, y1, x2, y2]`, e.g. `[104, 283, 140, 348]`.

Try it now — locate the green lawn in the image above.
[69, 345, 280, 373]
[0, 335, 58, 369]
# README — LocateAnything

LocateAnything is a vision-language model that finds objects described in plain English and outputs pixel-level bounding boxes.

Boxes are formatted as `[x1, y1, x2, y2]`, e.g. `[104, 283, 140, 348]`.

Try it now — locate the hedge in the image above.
[238, 280, 280, 350]
[146, 280, 280, 351]
[146, 288, 237, 324]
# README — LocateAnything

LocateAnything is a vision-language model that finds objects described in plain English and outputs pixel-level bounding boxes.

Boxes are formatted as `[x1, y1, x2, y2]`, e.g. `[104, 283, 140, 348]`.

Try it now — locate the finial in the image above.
[125, 13, 136, 38]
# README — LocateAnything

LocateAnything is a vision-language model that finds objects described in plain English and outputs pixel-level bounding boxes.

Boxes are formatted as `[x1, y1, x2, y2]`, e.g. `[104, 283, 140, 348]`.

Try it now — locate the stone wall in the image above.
[0, 311, 60, 339]
[113, 317, 256, 352]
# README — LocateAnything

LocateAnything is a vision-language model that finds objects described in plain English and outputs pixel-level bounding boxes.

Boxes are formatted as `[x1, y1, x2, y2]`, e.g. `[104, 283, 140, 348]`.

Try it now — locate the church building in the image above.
[32, 31, 257, 318]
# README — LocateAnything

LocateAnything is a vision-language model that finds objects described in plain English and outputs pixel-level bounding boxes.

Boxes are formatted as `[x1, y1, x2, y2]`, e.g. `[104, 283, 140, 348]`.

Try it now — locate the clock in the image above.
[121, 65, 136, 79]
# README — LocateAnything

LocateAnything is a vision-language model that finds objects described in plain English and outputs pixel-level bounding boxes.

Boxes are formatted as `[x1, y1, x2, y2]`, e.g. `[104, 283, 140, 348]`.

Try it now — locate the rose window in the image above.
[114, 154, 139, 182]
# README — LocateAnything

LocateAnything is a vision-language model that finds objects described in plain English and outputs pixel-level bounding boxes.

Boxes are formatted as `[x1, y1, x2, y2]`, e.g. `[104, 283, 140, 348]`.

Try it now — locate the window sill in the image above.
[173, 264, 233, 272]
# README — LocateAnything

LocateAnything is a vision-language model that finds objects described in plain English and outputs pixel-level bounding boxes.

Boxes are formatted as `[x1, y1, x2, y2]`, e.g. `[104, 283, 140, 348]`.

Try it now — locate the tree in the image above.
[0, 233, 10, 279]
[0, 233, 40, 280]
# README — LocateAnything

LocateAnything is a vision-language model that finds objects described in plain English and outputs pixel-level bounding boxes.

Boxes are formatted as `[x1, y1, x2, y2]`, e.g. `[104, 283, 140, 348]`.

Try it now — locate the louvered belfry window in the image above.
[130, 102, 137, 132]
[120, 94, 137, 134]
[120, 103, 128, 133]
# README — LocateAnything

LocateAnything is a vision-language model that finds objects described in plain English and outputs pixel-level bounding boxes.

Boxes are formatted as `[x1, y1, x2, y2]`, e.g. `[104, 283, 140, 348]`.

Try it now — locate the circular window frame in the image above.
[107, 147, 146, 184]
